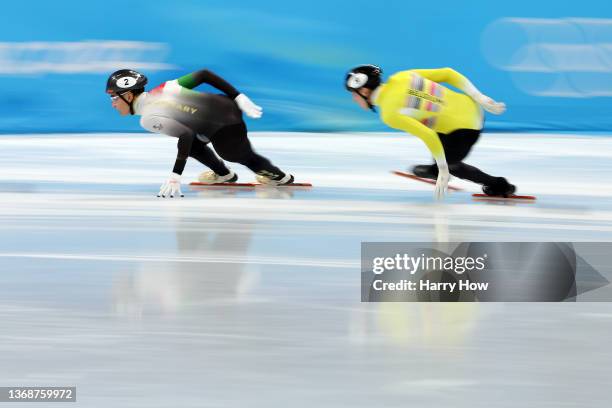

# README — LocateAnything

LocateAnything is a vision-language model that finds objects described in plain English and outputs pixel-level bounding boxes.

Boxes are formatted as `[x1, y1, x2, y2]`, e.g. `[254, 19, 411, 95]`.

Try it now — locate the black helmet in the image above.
[345, 64, 382, 92]
[106, 69, 148, 115]
[106, 69, 148, 95]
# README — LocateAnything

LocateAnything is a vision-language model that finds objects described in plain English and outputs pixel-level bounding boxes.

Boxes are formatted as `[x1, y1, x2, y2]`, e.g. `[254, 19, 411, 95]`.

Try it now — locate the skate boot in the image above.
[482, 177, 516, 197]
[256, 173, 295, 186]
[411, 164, 438, 180]
[198, 170, 238, 184]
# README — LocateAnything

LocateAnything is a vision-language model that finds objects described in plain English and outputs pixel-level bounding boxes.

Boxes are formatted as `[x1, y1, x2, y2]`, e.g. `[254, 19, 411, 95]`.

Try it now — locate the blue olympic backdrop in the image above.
[1, 0, 612, 133]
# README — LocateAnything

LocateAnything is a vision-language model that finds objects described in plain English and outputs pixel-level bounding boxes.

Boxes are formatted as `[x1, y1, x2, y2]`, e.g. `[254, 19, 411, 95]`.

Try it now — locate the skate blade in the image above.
[190, 182, 312, 187]
[392, 171, 463, 191]
[472, 193, 536, 201]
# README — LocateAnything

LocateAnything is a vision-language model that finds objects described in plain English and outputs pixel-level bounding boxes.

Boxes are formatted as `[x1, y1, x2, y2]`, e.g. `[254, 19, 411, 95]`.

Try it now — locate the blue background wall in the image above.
[1, 0, 611, 133]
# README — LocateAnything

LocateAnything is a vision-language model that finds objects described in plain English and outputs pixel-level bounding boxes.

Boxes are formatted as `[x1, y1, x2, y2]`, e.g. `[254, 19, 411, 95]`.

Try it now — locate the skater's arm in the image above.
[177, 69, 240, 98]
[172, 132, 196, 175]
[382, 112, 446, 163]
[140, 115, 196, 174]
[408, 68, 480, 96]
[410, 68, 506, 114]
[383, 112, 450, 200]
[177, 69, 263, 118]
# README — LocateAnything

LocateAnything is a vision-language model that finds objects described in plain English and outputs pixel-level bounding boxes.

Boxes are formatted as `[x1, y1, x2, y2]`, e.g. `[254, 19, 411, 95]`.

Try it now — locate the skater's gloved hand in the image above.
[157, 173, 184, 198]
[434, 164, 450, 201]
[473, 94, 506, 115]
[235, 94, 263, 119]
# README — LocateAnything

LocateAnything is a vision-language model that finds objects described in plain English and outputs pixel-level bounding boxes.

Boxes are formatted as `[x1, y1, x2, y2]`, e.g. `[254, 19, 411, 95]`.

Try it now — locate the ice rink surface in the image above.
[1, 132, 612, 407]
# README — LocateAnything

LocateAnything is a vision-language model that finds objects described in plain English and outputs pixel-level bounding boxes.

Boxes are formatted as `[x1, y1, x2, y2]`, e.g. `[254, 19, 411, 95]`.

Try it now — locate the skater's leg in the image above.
[411, 129, 480, 179]
[211, 123, 292, 183]
[412, 163, 438, 179]
[416, 128, 515, 194]
[438, 129, 481, 164]
[189, 137, 232, 176]
[439, 129, 515, 195]
[434, 128, 498, 183]
[448, 162, 499, 185]
[414, 161, 500, 185]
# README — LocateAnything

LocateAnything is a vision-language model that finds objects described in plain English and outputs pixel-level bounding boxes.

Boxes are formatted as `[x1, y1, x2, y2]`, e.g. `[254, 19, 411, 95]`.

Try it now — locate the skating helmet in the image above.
[106, 69, 148, 115]
[345, 64, 382, 112]
[345, 64, 382, 92]
[106, 69, 148, 95]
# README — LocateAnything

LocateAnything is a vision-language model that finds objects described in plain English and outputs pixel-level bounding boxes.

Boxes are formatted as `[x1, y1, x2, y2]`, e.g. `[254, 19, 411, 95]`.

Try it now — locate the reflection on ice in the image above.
[1, 133, 612, 407]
